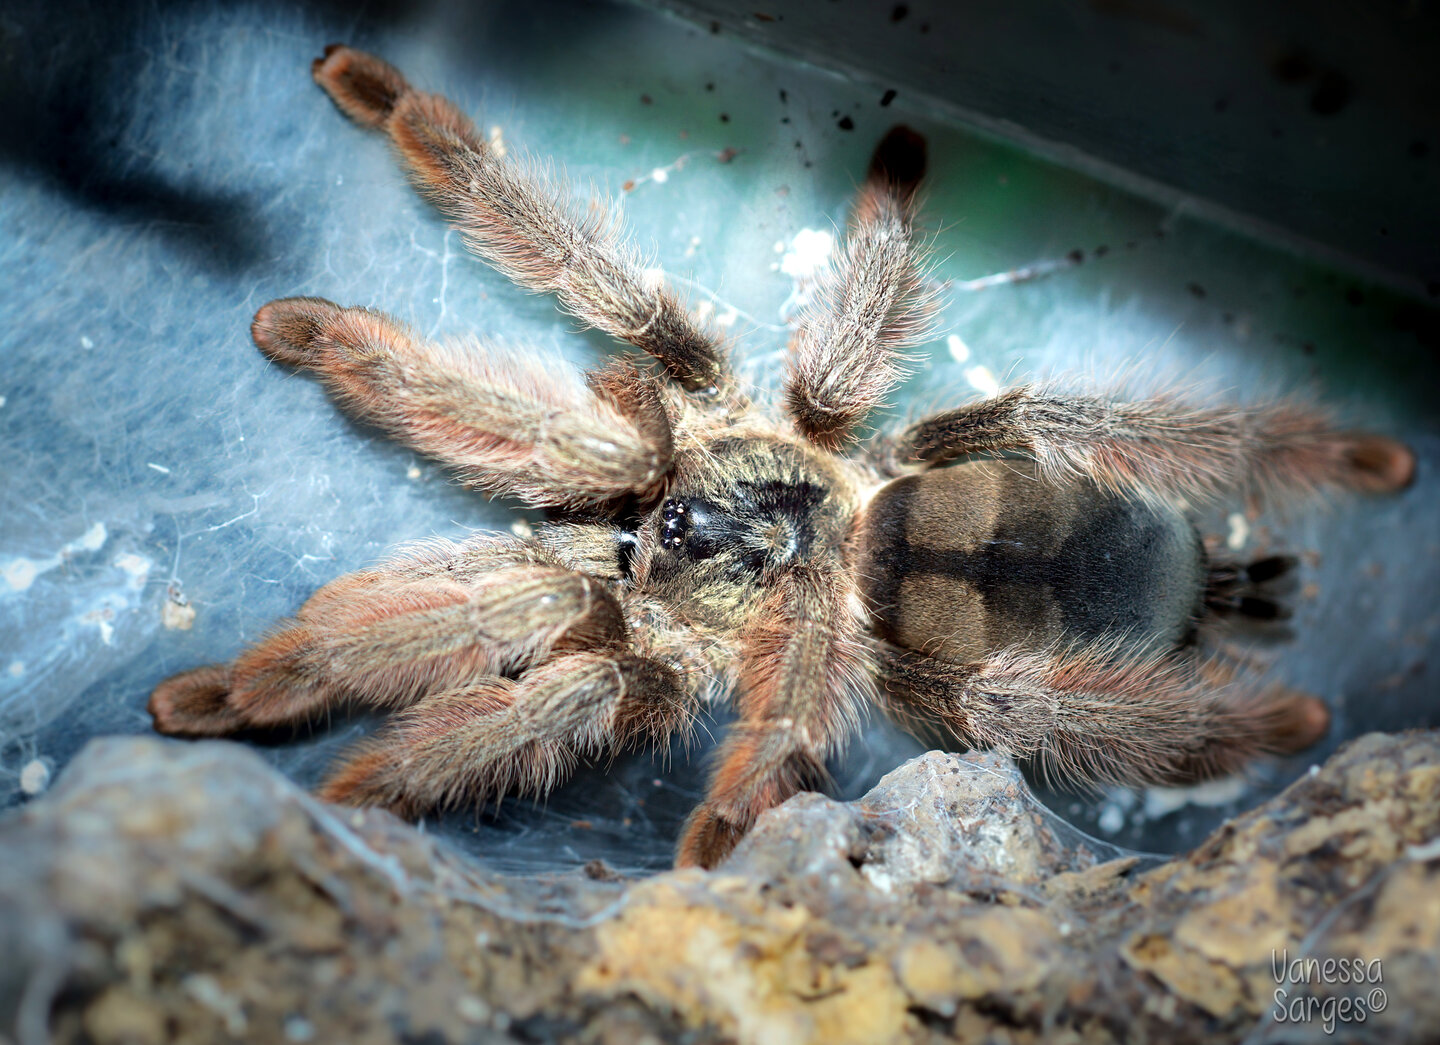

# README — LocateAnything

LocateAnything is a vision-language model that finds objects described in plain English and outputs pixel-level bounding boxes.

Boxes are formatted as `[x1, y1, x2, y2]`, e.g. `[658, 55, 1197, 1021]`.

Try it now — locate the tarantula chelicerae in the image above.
[150, 45, 1416, 869]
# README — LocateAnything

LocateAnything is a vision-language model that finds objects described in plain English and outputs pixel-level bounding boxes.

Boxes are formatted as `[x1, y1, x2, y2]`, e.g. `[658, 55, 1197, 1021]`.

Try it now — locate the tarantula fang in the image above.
[149, 45, 1416, 870]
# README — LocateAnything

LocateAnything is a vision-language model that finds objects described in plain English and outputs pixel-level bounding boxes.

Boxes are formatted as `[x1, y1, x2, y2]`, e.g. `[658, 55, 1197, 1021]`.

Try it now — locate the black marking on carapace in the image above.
[663, 480, 828, 577]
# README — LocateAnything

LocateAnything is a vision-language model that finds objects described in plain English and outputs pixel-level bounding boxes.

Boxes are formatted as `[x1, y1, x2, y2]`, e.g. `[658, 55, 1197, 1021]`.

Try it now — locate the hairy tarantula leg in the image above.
[784, 126, 935, 449]
[252, 297, 672, 509]
[319, 650, 692, 816]
[890, 387, 1415, 504]
[311, 44, 727, 393]
[677, 563, 874, 869]
[150, 555, 627, 735]
[878, 645, 1330, 789]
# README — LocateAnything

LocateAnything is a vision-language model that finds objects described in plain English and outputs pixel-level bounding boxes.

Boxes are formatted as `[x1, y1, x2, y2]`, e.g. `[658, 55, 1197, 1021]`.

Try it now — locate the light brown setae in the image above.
[150, 45, 1416, 870]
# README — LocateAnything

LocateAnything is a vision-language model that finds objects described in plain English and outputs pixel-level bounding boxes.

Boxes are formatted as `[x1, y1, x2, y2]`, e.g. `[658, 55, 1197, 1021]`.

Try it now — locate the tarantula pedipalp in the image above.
[149, 45, 1416, 870]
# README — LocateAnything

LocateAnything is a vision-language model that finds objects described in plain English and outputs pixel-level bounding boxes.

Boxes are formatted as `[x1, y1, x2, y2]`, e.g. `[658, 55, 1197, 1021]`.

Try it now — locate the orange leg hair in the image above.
[149, 536, 627, 735]
[893, 387, 1415, 506]
[783, 125, 934, 449]
[311, 44, 726, 393]
[677, 563, 875, 868]
[250, 296, 672, 510]
[319, 648, 693, 817]
[878, 645, 1331, 788]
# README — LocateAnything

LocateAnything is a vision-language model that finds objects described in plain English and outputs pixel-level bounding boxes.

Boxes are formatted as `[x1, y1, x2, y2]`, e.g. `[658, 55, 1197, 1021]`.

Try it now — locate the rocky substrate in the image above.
[2, 732, 1437, 1044]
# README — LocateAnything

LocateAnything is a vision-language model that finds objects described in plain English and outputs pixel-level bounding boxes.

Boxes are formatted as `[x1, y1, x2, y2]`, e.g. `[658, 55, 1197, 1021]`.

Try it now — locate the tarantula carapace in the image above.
[150, 45, 1416, 869]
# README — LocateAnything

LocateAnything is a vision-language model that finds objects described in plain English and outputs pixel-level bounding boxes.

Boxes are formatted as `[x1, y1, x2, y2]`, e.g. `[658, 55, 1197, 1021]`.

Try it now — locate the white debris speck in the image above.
[7, 661, 23, 677]
[3, 558, 40, 591]
[1097, 803, 1125, 835]
[80, 336, 94, 349]
[114, 553, 152, 589]
[1143, 774, 1248, 819]
[163, 598, 196, 631]
[71, 522, 108, 554]
[456, 996, 492, 1024]
[488, 125, 506, 158]
[715, 305, 739, 328]
[406, 464, 422, 480]
[83, 605, 116, 645]
[1226, 511, 1250, 551]
[946, 333, 971, 364]
[183, 974, 247, 1036]
[684, 234, 701, 257]
[509, 519, 534, 538]
[773, 240, 785, 253]
[695, 299, 715, 322]
[650, 167, 669, 184]
[20, 759, 50, 796]
[963, 364, 1001, 396]
[0, 396, 6, 408]
[640, 267, 666, 291]
[779, 227, 835, 280]
[146, 462, 171, 474]
[335, 174, 343, 186]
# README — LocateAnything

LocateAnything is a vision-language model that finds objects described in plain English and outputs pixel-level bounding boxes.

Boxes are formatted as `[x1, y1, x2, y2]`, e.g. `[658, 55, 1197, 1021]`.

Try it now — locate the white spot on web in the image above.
[406, 464, 422, 480]
[1226, 511, 1250, 551]
[4, 558, 39, 591]
[489, 125, 507, 158]
[946, 333, 971, 364]
[147, 462, 171, 474]
[510, 519, 534, 538]
[163, 598, 196, 631]
[964, 365, 1000, 396]
[779, 228, 834, 280]
[1143, 774, 1248, 818]
[114, 553, 152, 590]
[1097, 803, 1125, 835]
[80, 335, 94, 349]
[82, 604, 117, 645]
[0, 395, 6, 408]
[640, 267, 666, 291]
[4, 522, 109, 591]
[650, 167, 669, 184]
[695, 300, 715, 322]
[7, 660, 24, 677]
[715, 305, 739, 328]
[20, 759, 50, 796]
[72, 523, 107, 553]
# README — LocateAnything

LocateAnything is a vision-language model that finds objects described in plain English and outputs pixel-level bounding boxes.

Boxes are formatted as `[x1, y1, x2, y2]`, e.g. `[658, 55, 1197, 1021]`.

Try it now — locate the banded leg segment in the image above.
[880, 645, 1330, 787]
[312, 45, 726, 392]
[252, 296, 672, 509]
[678, 563, 874, 868]
[892, 387, 1415, 504]
[149, 538, 627, 734]
[784, 126, 934, 448]
[320, 649, 693, 816]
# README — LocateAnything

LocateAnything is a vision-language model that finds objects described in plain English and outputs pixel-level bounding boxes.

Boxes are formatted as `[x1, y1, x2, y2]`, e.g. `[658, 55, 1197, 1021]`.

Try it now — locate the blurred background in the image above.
[1, 0, 1436, 873]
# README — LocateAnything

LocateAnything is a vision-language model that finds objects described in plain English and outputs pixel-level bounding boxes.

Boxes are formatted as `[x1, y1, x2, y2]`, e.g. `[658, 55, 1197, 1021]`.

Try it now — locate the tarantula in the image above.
[149, 45, 1416, 869]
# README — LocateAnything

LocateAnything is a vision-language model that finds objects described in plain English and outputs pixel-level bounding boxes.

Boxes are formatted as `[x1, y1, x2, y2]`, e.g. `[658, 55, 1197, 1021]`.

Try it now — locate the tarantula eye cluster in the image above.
[660, 499, 696, 551]
[148, 44, 1415, 871]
